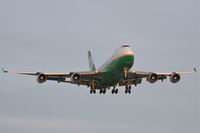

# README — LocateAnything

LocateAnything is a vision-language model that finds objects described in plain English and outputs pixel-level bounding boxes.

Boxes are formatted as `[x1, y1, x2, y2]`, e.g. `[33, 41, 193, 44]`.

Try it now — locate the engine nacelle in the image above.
[147, 73, 158, 83]
[170, 73, 180, 83]
[37, 73, 47, 83]
[71, 73, 81, 83]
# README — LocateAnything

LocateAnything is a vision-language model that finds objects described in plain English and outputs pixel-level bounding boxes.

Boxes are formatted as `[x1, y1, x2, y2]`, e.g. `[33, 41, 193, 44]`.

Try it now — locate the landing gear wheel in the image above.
[103, 89, 106, 94]
[125, 86, 132, 94]
[112, 89, 118, 94]
[100, 89, 106, 94]
[100, 89, 102, 94]
[126, 85, 128, 90]
[90, 89, 93, 94]
[128, 89, 131, 94]
[125, 89, 131, 94]
[90, 89, 96, 94]
[115, 89, 118, 94]
[129, 86, 131, 90]
[111, 89, 115, 94]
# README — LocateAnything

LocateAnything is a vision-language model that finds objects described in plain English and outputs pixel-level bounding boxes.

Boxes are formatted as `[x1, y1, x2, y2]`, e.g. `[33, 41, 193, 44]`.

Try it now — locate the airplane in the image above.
[2, 44, 197, 94]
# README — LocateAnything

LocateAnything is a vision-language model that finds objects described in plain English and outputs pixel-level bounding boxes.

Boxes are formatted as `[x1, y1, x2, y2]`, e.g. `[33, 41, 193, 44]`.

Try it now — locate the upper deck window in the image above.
[121, 45, 130, 48]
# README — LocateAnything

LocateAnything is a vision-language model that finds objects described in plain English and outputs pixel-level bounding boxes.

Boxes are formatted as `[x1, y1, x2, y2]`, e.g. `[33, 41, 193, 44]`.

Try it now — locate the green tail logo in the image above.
[88, 51, 96, 71]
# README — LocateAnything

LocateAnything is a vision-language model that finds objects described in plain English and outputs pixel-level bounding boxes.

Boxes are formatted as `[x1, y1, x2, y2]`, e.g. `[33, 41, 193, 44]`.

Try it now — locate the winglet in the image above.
[194, 67, 197, 72]
[1, 67, 8, 73]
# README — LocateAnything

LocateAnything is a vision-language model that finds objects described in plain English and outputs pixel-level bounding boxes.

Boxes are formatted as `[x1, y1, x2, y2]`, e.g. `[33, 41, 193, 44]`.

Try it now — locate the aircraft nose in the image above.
[120, 44, 134, 55]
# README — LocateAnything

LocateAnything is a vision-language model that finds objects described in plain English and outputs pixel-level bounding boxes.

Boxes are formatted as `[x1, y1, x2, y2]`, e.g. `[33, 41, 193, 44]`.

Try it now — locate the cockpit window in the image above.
[121, 45, 130, 48]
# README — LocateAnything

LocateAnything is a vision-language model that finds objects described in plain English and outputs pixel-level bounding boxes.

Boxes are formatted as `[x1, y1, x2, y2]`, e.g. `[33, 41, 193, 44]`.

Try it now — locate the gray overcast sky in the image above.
[0, 0, 199, 133]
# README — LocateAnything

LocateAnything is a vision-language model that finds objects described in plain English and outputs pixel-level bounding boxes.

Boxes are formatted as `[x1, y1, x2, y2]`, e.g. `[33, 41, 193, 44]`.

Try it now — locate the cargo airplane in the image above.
[2, 44, 197, 94]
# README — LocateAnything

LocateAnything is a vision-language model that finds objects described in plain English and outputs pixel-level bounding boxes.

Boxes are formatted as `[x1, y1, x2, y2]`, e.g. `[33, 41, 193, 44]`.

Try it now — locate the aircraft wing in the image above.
[2, 68, 70, 76]
[129, 67, 196, 77]
[119, 68, 197, 86]
[1, 68, 105, 85]
[2, 67, 196, 87]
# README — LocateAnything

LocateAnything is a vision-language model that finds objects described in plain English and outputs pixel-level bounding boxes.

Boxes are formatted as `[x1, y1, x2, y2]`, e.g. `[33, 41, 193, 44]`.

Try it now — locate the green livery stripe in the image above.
[97, 54, 134, 88]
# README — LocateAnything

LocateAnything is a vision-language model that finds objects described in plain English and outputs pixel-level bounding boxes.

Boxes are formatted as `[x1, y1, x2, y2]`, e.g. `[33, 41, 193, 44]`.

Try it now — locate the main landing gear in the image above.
[90, 89, 96, 94]
[125, 85, 131, 94]
[111, 87, 118, 94]
[90, 89, 106, 94]
[100, 88, 106, 94]
[89, 86, 132, 94]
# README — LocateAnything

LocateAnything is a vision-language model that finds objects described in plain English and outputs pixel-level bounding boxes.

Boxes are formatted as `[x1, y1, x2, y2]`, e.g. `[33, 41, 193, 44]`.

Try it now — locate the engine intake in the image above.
[170, 73, 180, 83]
[71, 73, 81, 83]
[37, 73, 47, 83]
[147, 73, 158, 83]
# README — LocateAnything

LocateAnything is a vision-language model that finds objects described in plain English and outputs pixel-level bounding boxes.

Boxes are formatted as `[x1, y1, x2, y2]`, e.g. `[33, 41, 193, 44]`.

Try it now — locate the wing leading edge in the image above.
[1, 67, 105, 86]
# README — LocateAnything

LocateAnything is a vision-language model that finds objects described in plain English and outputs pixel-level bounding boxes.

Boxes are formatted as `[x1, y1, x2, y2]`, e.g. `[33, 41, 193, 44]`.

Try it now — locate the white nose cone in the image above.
[118, 44, 134, 56]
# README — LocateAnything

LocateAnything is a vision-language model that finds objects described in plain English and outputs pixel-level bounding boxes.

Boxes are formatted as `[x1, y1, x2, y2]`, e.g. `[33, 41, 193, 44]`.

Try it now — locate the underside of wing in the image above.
[2, 68, 105, 86]
[124, 68, 197, 85]
[66, 71, 105, 86]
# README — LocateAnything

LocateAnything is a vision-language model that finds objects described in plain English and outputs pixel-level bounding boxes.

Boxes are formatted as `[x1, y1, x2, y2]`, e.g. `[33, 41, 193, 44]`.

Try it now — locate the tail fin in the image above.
[88, 51, 96, 71]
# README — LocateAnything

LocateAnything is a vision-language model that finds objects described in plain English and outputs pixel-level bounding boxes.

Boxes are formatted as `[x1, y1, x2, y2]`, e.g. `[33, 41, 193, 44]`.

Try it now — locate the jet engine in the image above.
[37, 73, 47, 83]
[170, 73, 180, 83]
[71, 73, 81, 83]
[147, 73, 158, 83]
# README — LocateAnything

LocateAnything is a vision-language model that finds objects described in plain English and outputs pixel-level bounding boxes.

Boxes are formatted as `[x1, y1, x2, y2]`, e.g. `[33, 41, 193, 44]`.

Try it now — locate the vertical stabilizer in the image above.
[88, 51, 96, 71]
